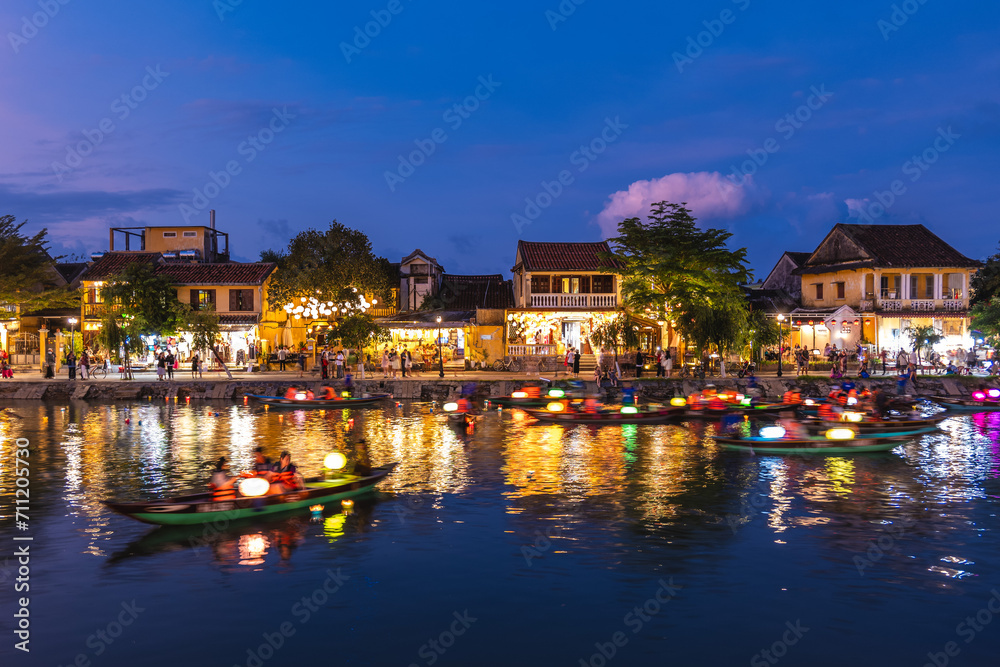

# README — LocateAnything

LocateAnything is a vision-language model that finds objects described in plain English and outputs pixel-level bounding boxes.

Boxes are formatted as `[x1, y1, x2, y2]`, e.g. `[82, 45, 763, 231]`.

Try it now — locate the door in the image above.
[562, 322, 580, 350]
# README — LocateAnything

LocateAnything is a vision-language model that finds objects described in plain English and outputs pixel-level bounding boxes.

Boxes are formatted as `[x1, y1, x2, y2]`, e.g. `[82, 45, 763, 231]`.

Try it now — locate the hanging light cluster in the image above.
[282, 289, 377, 321]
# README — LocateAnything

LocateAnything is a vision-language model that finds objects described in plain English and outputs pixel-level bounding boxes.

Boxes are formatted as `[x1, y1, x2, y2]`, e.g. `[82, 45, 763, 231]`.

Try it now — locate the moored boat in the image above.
[932, 394, 1000, 412]
[713, 435, 906, 455]
[248, 393, 391, 408]
[104, 465, 396, 526]
[524, 406, 683, 424]
[801, 413, 949, 435]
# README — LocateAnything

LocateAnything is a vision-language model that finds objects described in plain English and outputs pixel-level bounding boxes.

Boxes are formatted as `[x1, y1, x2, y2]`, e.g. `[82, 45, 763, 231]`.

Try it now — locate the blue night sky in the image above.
[2, 0, 998, 278]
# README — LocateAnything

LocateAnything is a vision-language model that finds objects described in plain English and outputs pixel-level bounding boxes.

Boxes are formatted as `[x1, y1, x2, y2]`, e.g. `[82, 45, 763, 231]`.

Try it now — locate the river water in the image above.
[1, 400, 1000, 666]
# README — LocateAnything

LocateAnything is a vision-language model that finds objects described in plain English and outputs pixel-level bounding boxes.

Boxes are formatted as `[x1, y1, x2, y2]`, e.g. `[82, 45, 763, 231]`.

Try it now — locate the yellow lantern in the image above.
[825, 428, 855, 440]
[670, 397, 686, 407]
[324, 452, 348, 470]
[239, 477, 270, 497]
[547, 402, 565, 412]
[443, 402, 459, 412]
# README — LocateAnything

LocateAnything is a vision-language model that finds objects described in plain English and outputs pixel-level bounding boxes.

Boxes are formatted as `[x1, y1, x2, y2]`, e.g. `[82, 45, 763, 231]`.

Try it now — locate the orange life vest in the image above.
[285, 388, 297, 399]
[819, 403, 838, 421]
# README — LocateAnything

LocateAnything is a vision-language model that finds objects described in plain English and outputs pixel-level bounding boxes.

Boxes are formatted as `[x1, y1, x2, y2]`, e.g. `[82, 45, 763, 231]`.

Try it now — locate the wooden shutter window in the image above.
[229, 289, 239, 312]
[190, 289, 199, 310]
[580, 275, 590, 293]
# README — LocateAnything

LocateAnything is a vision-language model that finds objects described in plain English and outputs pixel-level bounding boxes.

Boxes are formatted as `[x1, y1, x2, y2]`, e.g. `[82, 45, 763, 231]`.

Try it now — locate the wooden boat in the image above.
[247, 393, 391, 408]
[713, 434, 914, 455]
[446, 411, 483, 425]
[104, 465, 396, 526]
[802, 413, 949, 435]
[490, 396, 552, 408]
[524, 406, 684, 424]
[932, 396, 1000, 412]
[680, 402, 796, 420]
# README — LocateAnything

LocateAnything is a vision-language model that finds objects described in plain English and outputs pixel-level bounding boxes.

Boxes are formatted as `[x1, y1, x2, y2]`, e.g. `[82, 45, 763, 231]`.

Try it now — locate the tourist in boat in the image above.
[305, 389, 315, 400]
[583, 395, 600, 414]
[777, 412, 807, 439]
[621, 385, 636, 407]
[351, 438, 373, 476]
[285, 386, 298, 400]
[253, 447, 273, 477]
[209, 457, 237, 500]
[818, 401, 842, 421]
[270, 451, 304, 492]
[782, 388, 802, 405]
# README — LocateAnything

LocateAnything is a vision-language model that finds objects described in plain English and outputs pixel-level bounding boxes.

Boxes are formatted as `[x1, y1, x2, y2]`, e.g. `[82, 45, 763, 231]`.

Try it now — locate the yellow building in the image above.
[790, 223, 981, 354]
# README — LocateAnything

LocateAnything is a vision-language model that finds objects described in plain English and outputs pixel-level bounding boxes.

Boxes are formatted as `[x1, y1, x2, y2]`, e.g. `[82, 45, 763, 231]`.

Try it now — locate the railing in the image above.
[879, 299, 902, 311]
[859, 300, 874, 311]
[529, 294, 617, 309]
[371, 306, 398, 318]
[83, 303, 106, 318]
[911, 300, 935, 311]
[942, 300, 964, 311]
[880, 290, 899, 299]
[508, 344, 556, 356]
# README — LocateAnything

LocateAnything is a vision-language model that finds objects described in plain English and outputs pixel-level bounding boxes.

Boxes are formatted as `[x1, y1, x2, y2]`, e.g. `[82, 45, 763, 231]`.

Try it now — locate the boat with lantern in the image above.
[247, 392, 391, 408]
[104, 461, 397, 526]
[933, 389, 1000, 411]
[801, 412, 949, 435]
[713, 425, 918, 455]
[523, 404, 684, 424]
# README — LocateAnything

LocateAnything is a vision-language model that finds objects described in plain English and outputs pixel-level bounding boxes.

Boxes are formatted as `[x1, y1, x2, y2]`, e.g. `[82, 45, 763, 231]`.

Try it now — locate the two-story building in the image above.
[790, 223, 981, 353]
[79, 224, 277, 366]
[508, 240, 661, 358]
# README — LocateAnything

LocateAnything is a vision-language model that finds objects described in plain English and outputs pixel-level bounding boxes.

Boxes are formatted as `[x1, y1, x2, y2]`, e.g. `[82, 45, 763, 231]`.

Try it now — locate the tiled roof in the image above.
[55, 262, 88, 285]
[439, 274, 514, 310]
[810, 224, 981, 269]
[80, 252, 162, 280]
[516, 241, 619, 272]
[154, 262, 276, 285]
[784, 251, 812, 266]
[219, 314, 260, 325]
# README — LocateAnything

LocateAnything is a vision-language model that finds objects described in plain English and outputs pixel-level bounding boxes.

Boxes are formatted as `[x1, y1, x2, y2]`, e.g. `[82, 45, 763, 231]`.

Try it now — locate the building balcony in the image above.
[529, 294, 617, 309]
[507, 344, 557, 356]
[83, 303, 110, 319]
[873, 298, 968, 314]
[371, 305, 398, 319]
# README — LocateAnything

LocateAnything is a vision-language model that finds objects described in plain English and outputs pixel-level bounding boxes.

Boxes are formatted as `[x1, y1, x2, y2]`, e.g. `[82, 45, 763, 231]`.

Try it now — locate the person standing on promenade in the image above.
[298, 349, 307, 378]
[634, 350, 644, 378]
[45, 348, 55, 378]
[879, 348, 887, 374]
[381, 348, 389, 378]
[191, 353, 200, 378]
[278, 346, 286, 371]
[165, 349, 175, 380]
[573, 348, 581, 377]
[335, 349, 344, 378]
[66, 350, 77, 380]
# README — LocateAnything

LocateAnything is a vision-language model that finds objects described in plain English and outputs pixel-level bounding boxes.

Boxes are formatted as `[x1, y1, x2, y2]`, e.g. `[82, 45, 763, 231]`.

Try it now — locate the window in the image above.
[530, 275, 551, 294]
[591, 275, 614, 293]
[182, 231, 198, 237]
[944, 273, 964, 299]
[864, 274, 875, 299]
[229, 289, 254, 312]
[561, 277, 580, 294]
[162, 231, 177, 238]
[814, 283, 824, 300]
[189, 289, 216, 310]
[910, 273, 934, 299]
[841, 325, 852, 334]
[835, 282, 845, 300]
[942, 320, 962, 336]
[409, 263, 429, 276]
[881, 274, 901, 298]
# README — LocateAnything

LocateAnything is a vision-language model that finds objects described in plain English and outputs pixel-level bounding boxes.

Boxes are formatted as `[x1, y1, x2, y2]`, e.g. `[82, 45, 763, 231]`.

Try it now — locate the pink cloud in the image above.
[595, 171, 756, 235]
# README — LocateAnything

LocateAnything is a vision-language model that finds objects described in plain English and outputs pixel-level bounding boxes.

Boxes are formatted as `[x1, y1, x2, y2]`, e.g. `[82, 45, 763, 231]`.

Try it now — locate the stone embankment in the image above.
[0, 375, 989, 402]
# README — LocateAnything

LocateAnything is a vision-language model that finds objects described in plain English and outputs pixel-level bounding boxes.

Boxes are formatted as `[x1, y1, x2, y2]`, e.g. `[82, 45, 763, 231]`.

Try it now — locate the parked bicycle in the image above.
[492, 356, 523, 372]
[679, 362, 705, 379]
[89, 360, 109, 380]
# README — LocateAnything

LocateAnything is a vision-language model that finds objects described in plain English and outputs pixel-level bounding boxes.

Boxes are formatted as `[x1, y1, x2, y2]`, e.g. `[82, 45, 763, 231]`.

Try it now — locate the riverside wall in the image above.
[0, 375, 990, 403]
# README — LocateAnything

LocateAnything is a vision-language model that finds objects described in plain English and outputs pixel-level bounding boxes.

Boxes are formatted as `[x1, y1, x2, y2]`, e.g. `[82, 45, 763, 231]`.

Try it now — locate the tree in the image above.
[184, 304, 233, 380]
[604, 201, 753, 353]
[0, 215, 79, 313]
[262, 221, 391, 314]
[904, 324, 944, 368]
[742, 309, 783, 363]
[325, 313, 390, 352]
[677, 296, 748, 376]
[971, 244, 1000, 307]
[971, 298, 1000, 350]
[589, 311, 640, 366]
[97, 262, 184, 376]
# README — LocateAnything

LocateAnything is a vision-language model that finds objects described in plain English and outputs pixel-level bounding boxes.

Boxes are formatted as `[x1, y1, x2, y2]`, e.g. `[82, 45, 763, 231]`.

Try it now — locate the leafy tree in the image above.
[0, 215, 79, 313]
[604, 201, 753, 351]
[325, 313, 391, 351]
[184, 304, 233, 379]
[742, 309, 783, 363]
[97, 262, 184, 376]
[677, 296, 748, 376]
[589, 311, 640, 366]
[971, 298, 1000, 349]
[904, 324, 944, 368]
[262, 221, 391, 315]
[971, 244, 1000, 307]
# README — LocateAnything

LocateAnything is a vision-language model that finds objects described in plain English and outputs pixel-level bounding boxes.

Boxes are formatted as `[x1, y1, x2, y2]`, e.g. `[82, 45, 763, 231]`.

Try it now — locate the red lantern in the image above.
[829, 319, 837, 325]
[808, 320, 814, 325]
[854, 319, 860, 325]
[795, 320, 802, 326]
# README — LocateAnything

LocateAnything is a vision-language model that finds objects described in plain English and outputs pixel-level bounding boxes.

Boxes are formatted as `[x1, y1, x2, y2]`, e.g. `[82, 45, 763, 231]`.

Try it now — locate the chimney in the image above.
[210, 209, 216, 229]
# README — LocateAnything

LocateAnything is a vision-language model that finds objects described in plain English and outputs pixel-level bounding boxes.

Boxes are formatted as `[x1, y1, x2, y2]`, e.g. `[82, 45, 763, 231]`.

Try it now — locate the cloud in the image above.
[595, 171, 757, 235]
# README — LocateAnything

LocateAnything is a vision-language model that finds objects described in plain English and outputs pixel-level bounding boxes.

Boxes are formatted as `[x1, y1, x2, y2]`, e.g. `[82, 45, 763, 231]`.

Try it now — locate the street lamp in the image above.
[436, 316, 444, 378]
[776, 314, 785, 377]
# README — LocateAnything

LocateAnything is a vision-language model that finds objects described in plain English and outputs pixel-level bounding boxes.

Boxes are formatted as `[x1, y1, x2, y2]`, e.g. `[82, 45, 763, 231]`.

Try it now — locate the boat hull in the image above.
[524, 407, 683, 424]
[248, 393, 390, 408]
[933, 397, 1000, 412]
[104, 466, 395, 526]
[713, 436, 905, 455]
